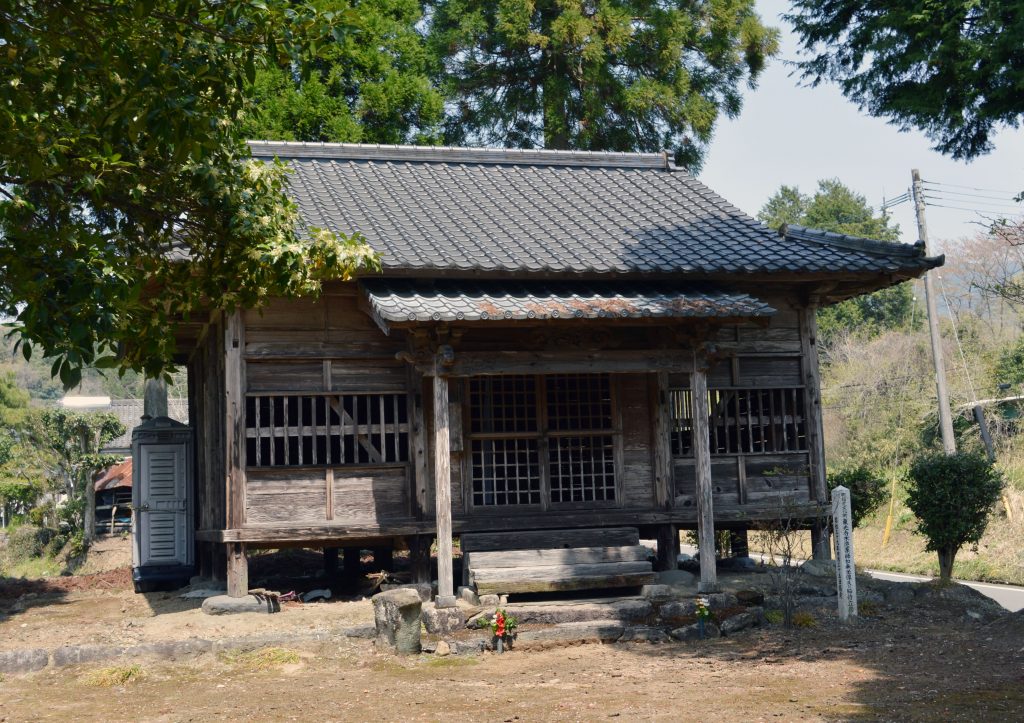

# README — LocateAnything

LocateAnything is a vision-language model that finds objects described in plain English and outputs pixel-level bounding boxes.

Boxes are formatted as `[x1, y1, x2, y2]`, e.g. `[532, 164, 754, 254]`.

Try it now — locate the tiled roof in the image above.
[248, 142, 942, 278]
[361, 279, 775, 331]
[102, 398, 189, 453]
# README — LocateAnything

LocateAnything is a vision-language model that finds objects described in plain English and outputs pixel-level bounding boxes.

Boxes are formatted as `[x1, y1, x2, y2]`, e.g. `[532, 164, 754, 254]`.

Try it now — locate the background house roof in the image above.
[361, 279, 775, 332]
[248, 141, 941, 280]
[102, 398, 189, 455]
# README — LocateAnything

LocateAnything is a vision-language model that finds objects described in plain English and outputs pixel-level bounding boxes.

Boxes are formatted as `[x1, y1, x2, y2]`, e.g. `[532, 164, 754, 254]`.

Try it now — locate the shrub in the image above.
[827, 466, 887, 528]
[905, 451, 1003, 583]
[5, 524, 55, 563]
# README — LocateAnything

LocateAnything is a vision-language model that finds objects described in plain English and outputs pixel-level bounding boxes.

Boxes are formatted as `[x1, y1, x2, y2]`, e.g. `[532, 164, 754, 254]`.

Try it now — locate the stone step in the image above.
[504, 597, 653, 625]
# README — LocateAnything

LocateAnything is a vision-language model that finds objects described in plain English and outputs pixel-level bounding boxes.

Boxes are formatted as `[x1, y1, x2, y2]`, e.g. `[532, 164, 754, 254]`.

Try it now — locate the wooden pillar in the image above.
[323, 547, 339, 575]
[691, 355, 718, 593]
[408, 534, 432, 585]
[226, 542, 248, 597]
[656, 524, 680, 571]
[343, 547, 361, 579]
[433, 371, 456, 607]
[799, 306, 831, 560]
[652, 372, 673, 509]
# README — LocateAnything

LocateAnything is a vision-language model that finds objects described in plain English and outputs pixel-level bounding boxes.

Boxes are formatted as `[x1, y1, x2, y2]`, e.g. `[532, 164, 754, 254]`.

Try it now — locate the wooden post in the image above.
[226, 542, 248, 597]
[691, 355, 718, 593]
[656, 524, 680, 571]
[652, 372, 673, 508]
[343, 547, 361, 580]
[433, 370, 456, 608]
[323, 547, 339, 575]
[799, 306, 831, 560]
[408, 534, 431, 585]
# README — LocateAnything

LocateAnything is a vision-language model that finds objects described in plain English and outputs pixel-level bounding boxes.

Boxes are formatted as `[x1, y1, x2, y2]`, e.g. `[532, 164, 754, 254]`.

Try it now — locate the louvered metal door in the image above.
[138, 444, 189, 567]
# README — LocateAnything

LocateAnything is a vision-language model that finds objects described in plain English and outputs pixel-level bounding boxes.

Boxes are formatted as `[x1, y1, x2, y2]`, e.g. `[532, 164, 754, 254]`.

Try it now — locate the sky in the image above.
[699, 0, 1024, 248]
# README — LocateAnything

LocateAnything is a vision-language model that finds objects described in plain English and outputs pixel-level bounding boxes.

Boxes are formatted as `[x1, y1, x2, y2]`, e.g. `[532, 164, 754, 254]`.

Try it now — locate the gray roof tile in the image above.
[248, 142, 942, 278]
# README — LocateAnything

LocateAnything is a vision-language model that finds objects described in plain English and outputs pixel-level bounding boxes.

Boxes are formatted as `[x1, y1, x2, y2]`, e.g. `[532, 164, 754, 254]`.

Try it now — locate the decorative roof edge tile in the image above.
[779, 223, 936, 262]
[247, 140, 672, 169]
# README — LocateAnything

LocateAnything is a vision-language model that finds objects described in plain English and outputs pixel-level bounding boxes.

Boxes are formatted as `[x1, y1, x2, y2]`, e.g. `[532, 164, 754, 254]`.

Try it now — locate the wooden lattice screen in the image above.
[245, 394, 409, 467]
[670, 388, 808, 456]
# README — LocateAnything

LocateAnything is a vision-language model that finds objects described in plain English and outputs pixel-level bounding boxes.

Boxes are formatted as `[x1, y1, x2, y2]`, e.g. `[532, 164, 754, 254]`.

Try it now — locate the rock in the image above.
[670, 621, 721, 641]
[435, 640, 451, 656]
[736, 589, 765, 606]
[380, 583, 433, 602]
[458, 586, 480, 606]
[657, 569, 696, 586]
[659, 599, 697, 624]
[51, 644, 122, 667]
[800, 559, 836, 578]
[372, 588, 422, 654]
[201, 594, 280, 615]
[679, 558, 701, 574]
[884, 585, 915, 606]
[421, 603, 466, 635]
[720, 607, 763, 636]
[434, 594, 458, 609]
[129, 639, 213, 660]
[641, 584, 675, 601]
[676, 553, 692, 564]
[0, 648, 49, 674]
[796, 583, 837, 597]
[302, 588, 332, 603]
[858, 589, 885, 605]
[515, 620, 626, 648]
[719, 556, 758, 571]
[706, 592, 739, 609]
[620, 626, 670, 643]
[478, 593, 504, 607]
[453, 639, 486, 655]
[342, 624, 377, 639]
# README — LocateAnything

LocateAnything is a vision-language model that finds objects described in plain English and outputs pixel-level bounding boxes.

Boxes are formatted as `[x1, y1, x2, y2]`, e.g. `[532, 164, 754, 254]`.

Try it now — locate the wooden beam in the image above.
[226, 542, 248, 597]
[224, 310, 246, 532]
[430, 350, 696, 377]
[433, 370, 456, 607]
[652, 372, 673, 508]
[691, 355, 718, 593]
[799, 307, 831, 560]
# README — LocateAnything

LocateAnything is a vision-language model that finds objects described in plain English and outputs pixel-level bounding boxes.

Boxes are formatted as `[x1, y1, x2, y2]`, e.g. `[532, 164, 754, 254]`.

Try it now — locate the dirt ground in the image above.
[1, 542, 1023, 721]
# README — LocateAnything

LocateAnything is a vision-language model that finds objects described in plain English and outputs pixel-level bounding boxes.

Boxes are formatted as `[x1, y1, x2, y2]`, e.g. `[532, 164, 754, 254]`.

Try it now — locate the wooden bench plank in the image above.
[466, 545, 651, 570]
[460, 527, 639, 552]
[475, 572, 656, 595]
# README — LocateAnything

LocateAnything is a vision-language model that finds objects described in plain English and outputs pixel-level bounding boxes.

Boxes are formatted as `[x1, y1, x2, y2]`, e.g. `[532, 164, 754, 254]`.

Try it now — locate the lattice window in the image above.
[471, 438, 541, 506]
[670, 388, 807, 456]
[245, 393, 409, 467]
[549, 435, 615, 503]
[467, 373, 617, 507]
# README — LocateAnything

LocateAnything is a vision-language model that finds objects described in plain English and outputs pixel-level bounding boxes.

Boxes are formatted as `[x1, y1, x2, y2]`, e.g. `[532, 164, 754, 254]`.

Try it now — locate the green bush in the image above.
[827, 466, 888, 527]
[5, 524, 55, 563]
[905, 451, 1004, 583]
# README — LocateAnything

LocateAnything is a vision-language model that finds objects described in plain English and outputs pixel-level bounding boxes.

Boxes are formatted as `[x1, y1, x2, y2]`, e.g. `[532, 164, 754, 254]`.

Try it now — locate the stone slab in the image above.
[422, 604, 466, 635]
[670, 622, 721, 641]
[372, 588, 423, 654]
[201, 594, 280, 615]
[506, 598, 651, 625]
[0, 648, 48, 674]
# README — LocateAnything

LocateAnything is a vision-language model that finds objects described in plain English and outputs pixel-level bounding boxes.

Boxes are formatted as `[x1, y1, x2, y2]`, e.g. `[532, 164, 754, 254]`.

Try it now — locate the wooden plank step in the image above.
[470, 560, 652, 584]
[475, 572, 656, 596]
[460, 527, 639, 553]
[466, 545, 651, 570]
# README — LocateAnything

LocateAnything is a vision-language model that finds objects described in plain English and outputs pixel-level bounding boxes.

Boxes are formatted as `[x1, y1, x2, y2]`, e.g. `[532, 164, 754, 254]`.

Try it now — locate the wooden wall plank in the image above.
[224, 311, 246, 535]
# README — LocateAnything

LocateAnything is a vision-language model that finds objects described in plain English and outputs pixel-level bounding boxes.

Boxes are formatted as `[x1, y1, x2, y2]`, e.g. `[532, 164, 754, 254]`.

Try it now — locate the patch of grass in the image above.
[423, 656, 479, 669]
[219, 647, 301, 671]
[764, 609, 784, 625]
[792, 611, 817, 628]
[1, 555, 63, 578]
[859, 600, 880, 617]
[80, 664, 145, 687]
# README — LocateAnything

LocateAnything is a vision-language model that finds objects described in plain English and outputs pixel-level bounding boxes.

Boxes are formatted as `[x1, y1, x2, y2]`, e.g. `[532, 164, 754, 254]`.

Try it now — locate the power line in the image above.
[922, 180, 1020, 195]
[921, 186, 1018, 203]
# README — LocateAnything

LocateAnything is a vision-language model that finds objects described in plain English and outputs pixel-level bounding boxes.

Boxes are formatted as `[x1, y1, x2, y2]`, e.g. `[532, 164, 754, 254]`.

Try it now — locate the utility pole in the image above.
[912, 169, 956, 454]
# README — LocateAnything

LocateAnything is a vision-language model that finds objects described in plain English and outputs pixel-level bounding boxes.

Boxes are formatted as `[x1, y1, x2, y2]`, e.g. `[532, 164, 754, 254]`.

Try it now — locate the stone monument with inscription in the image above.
[831, 486, 858, 620]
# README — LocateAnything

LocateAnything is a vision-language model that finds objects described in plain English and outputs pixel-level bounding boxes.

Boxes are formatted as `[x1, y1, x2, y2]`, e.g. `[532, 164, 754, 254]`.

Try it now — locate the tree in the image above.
[785, 1, 1023, 161]
[826, 466, 887, 528]
[37, 409, 124, 541]
[427, 0, 779, 169]
[240, 0, 443, 145]
[758, 179, 915, 343]
[905, 451, 1003, 583]
[0, 1, 380, 386]
[0, 372, 40, 525]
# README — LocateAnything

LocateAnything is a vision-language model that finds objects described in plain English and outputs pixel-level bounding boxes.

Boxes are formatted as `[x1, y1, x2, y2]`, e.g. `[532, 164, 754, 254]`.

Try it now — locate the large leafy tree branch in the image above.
[786, 0, 1023, 160]
[427, 0, 779, 170]
[0, 1, 380, 387]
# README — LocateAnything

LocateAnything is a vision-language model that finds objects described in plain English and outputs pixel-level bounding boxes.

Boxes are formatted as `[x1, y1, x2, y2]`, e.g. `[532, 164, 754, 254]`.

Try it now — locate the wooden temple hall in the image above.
[163, 143, 940, 603]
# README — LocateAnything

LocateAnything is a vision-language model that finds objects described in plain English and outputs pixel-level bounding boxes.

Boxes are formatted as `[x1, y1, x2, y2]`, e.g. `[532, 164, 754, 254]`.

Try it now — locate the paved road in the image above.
[865, 569, 1024, 613]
